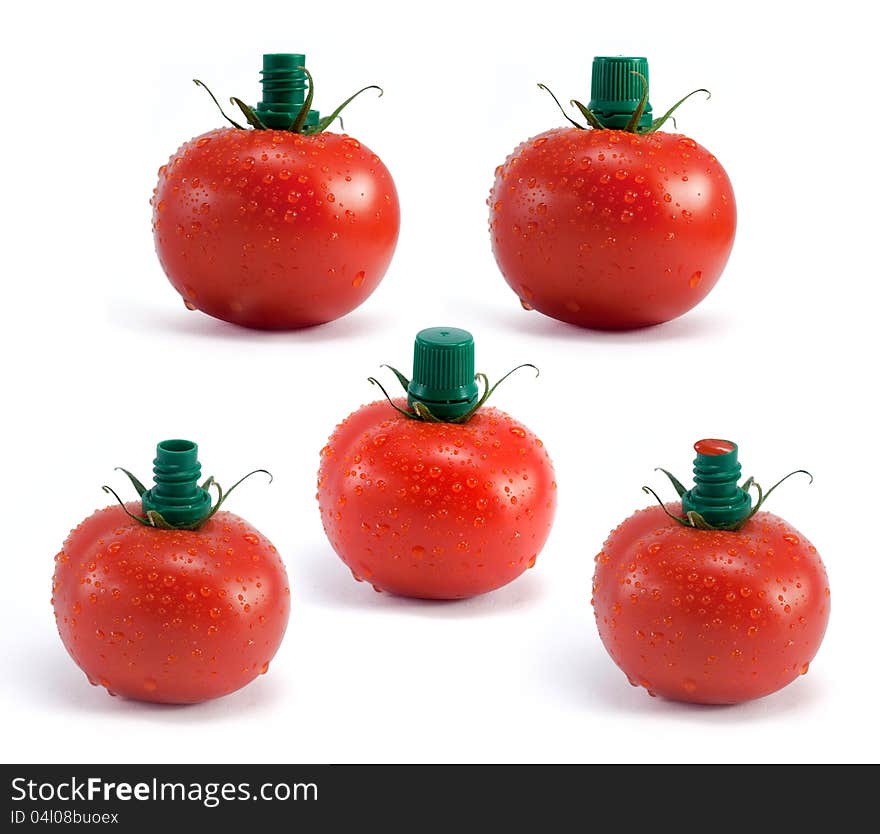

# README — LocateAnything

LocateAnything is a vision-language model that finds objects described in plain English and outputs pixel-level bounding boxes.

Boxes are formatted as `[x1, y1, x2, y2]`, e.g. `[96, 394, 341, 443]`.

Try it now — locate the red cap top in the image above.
[694, 438, 736, 456]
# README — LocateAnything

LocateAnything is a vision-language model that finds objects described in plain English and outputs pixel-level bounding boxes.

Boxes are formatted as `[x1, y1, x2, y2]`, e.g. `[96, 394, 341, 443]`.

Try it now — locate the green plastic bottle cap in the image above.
[588, 56, 653, 130]
[681, 439, 752, 527]
[406, 327, 479, 421]
[256, 53, 320, 129]
[141, 439, 213, 526]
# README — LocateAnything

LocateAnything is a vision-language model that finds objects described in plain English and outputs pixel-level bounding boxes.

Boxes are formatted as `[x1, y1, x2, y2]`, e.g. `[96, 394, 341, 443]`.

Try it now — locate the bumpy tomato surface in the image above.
[592, 504, 829, 704]
[317, 400, 557, 599]
[490, 127, 735, 329]
[153, 128, 400, 329]
[52, 504, 290, 704]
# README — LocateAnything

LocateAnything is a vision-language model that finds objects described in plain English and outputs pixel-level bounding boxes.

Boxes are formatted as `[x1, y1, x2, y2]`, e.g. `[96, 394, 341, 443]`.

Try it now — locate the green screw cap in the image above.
[681, 439, 752, 527]
[407, 327, 480, 421]
[255, 53, 319, 129]
[141, 440, 212, 526]
[588, 56, 653, 130]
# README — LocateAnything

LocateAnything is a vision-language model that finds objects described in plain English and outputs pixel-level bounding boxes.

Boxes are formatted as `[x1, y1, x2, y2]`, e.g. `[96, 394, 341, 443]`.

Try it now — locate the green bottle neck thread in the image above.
[681, 439, 752, 526]
[141, 440, 212, 525]
[406, 327, 479, 421]
[587, 56, 653, 130]
[255, 53, 319, 129]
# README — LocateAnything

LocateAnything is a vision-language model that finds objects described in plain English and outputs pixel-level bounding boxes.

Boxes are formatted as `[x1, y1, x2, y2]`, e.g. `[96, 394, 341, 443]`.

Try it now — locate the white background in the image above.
[1, 0, 876, 764]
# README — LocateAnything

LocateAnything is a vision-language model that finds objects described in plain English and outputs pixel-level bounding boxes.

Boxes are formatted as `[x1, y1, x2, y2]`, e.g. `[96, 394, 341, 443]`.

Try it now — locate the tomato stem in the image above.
[193, 54, 383, 135]
[101, 440, 272, 531]
[643, 440, 813, 532]
[538, 56, 710, 134]
[368, 328, 538, 424]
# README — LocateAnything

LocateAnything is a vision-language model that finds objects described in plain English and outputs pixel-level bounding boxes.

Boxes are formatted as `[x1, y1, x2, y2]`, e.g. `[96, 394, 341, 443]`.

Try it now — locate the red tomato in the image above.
[317, 399, 557, 599]
[52, 504, 290, 704]
[592, 504, 830, 704]
[489, 127, 735, 329]
[152, 128, 400, 329]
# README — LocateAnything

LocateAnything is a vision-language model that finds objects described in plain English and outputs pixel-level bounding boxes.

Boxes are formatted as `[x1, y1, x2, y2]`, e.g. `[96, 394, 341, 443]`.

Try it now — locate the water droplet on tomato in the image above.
[682, 679, 697, 693]
[352, 271, 365, 288]
[689, 271, 703, 288]
[519, 298, 534, 311]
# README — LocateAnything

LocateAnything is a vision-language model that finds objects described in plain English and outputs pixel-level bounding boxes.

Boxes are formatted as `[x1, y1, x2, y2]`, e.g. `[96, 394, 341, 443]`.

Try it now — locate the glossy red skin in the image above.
[592, 504, 829, 704]
[152, 128, 400, 329]
[489, 127, 736, 329]
[317, 400, 557, 599]
[52, 504, 290, 704]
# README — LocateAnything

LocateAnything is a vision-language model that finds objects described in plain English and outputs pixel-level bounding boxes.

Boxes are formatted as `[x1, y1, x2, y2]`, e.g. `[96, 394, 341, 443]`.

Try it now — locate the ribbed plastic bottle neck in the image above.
[141, 439, 212, 525]
[255, 53, 320, 129]
[681, 439, 752, 526]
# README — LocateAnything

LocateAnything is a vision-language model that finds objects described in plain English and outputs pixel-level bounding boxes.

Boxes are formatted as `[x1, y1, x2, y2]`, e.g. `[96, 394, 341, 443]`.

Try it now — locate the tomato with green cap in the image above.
[152, 53, 400, 330]
[317, 328, 557, 599]
[591, 440, 830, 704]
[51, 440, 290, 704]
[489, 56, 736, 330]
